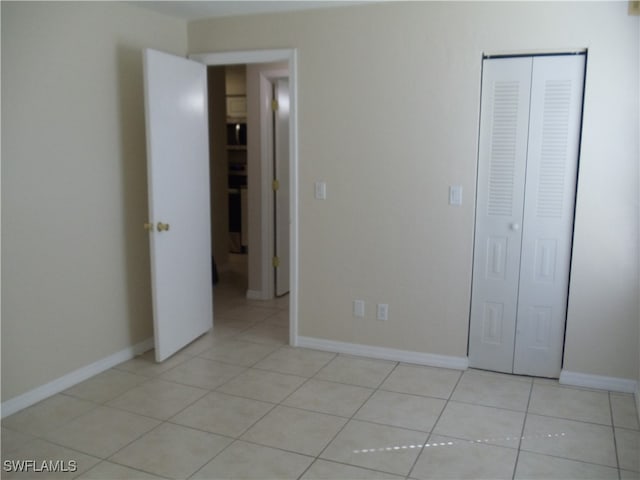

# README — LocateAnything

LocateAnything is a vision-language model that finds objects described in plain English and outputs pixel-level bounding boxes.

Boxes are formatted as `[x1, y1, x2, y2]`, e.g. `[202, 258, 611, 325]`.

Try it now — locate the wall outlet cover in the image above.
[314, 181, 327, 200]
[449, 185, 463, 206]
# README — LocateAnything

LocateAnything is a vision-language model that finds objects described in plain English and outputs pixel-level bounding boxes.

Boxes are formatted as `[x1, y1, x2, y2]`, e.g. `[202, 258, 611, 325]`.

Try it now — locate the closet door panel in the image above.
[513, 55, 585, 377]
[468, 57, 532, 373]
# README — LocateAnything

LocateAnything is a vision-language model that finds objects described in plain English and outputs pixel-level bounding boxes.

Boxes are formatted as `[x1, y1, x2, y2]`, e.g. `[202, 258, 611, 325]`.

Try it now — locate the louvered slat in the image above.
[488, 81, 520, 217]
[536, 80, 573, 218]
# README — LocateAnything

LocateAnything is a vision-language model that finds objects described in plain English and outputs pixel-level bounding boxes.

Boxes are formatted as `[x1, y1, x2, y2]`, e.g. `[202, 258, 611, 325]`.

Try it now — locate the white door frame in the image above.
[190, 49, 299, 346]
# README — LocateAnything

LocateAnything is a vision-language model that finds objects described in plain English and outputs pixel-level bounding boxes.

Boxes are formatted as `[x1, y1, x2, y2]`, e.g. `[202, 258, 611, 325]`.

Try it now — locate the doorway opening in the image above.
[192, 49, 299, 346]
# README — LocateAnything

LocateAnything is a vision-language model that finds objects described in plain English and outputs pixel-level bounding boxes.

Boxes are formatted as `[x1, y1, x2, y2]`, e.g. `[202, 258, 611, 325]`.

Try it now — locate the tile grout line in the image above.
[511, 377, 534, 480]
[517, 410, 621, 428]
[404, 368, 465, 480]
[398, 392, 530, 415]
[608, 391, 623, 480]
[273, 353, 338, 406]
[188, 302, 317, 479]
[295, 358, 402, 480]
[92, 459, 174, 480]
[185, 323, 298, 478]
[94, 330, 275, 477]
[166, 305, 291, 478]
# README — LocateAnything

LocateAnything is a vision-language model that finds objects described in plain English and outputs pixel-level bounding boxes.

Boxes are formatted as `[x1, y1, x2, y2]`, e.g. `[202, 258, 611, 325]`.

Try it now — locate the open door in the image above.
[143, 49, 213, 362]
[274, 78, 290, 297]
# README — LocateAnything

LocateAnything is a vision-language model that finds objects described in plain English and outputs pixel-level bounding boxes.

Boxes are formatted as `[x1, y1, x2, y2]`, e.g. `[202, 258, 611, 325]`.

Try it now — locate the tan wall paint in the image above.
[189, 2, 639, 380]
[1, 1, 187, 401]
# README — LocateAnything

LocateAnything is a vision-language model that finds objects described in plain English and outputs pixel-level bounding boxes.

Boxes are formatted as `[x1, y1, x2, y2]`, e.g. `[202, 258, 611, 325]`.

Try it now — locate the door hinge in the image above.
[271, 99, 279, 112]
[272, 256, 280, 268]
[272, 179, 280, 191]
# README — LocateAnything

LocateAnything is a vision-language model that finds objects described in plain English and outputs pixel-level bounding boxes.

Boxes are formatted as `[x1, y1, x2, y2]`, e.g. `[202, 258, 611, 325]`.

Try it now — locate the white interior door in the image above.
[513, 55, 585, 376]
[469, 54, 584, 377]
[274, 78, 290, 297]
[143, 49, 213, 362]
[468, 57, 533, 374]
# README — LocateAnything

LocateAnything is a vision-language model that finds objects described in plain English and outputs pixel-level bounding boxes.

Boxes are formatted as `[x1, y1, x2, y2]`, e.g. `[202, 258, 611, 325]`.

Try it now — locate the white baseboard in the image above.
[1, 337, 154, 418]
[559, 369, 638, 394]
[246, 289, 269, 300]
[296, 336, 468, 370]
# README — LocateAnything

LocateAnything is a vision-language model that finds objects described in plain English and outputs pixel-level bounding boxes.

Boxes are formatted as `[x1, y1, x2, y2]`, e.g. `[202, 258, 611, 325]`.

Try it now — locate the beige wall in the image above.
[189, 2, 639, 381]
[1, 1, 187, 401]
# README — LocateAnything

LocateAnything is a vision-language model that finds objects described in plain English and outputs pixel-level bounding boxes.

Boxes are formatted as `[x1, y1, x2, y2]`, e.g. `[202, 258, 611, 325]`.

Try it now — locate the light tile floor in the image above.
[2, 257, 639, 479]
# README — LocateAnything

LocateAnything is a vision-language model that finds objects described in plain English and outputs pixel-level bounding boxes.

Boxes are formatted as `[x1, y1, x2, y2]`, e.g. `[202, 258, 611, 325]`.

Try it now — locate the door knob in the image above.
[143, 222, 154, 232]
[157, 222, 170, 232]
[510, 223, 520, 231]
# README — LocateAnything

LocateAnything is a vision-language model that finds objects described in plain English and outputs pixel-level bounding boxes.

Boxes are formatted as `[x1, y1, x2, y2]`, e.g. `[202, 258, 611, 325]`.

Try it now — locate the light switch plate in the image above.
[376, 304, 389, 321]
[449, 185, 463, 206]
[315, 181, 327, 200]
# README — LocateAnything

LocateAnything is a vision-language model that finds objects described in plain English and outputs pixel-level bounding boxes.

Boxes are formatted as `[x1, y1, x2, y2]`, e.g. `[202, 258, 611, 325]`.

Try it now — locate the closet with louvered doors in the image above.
[468, 53, 586, 378]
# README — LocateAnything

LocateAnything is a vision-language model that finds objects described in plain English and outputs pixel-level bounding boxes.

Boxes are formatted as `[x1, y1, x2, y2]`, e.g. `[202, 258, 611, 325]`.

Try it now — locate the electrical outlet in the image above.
[353, 300, 365, 318]
[377, 304, 389, 321]
[449, 185, 463, 206]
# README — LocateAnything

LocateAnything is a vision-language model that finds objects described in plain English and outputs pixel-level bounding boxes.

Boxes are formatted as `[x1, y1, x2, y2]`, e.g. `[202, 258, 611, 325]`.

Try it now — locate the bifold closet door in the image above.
[469, 57, 533, 374]
[469, 54, 585, 378]
[512, 55, 585, 376]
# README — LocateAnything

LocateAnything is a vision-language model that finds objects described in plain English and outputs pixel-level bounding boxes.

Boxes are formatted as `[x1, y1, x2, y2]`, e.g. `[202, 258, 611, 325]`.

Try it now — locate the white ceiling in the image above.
[130, 1, 374, 21]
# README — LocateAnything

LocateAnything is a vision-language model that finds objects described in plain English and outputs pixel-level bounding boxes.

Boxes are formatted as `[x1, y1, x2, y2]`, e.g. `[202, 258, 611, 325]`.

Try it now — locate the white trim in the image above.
[246, 289, 270, 300]
[559, 369, 638, 394]
[483, 48, 588, 58]
[189, 49, 293, 66]
[189, 49, 299, 348]
[296, 336, 469, 370]
[259, 71, 275, 301]
[287, 49, 299, 347]
[1, 337, 154, 418]
[636, 384, 640, 423]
